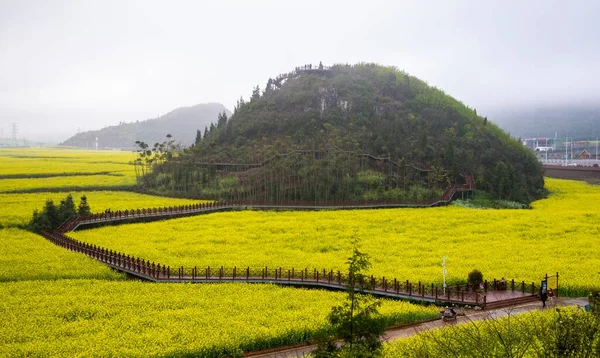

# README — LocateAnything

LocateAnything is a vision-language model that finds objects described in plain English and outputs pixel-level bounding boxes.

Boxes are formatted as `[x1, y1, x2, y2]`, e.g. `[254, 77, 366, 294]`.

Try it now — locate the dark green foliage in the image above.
[58, 194, 77, 223]
[77, 195, 91, 216]
[194, 130, 202, 146]
[467, 269, 483, 287]
[589, 291, 600, 314]
[43, 199, 60, 228]
[150, 63, 544, 204]
[314, 240, 385, 357]
[28, 195, 93, 233]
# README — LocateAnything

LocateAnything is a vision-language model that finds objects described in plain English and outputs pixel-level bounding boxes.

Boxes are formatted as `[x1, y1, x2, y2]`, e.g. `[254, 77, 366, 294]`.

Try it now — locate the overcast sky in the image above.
[1, 0, 599, 142]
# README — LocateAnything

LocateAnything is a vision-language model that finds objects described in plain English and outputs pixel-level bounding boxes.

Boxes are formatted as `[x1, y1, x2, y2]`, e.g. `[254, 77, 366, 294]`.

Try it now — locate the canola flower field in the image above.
[0, 281, 438, 357]
[0, 228, 124, 282]
[0, 191, 206, 228]
[382, 306, 599, 357]
[0, 148, 136, 192]
[0, 148, 441, 356]
[71, 178, 600, 297]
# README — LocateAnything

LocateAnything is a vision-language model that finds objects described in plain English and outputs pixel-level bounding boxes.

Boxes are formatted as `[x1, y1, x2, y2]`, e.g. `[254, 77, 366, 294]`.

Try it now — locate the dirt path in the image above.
[245, 297, 588, 358]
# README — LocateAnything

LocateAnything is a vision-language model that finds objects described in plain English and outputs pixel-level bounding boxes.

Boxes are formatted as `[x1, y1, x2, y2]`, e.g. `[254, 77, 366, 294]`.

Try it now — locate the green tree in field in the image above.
[28, 209, 51, 232]
[44, 199, 61, 228]
[28, 195, 93, 233]
[314, 239, 386, 357]
[58, 194, 76, 223]
[78, 195, 91, 216]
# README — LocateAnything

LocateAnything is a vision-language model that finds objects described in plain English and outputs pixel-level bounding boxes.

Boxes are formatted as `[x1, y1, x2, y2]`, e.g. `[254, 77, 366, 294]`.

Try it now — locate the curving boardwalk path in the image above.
[43, 196, 541, 311]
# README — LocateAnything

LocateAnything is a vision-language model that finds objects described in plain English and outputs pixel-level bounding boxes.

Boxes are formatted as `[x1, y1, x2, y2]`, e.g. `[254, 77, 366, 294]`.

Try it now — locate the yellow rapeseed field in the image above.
[0, 280, 439, 357]
[0, 228, 124, 282]
[0, 191, 206, 228]
[71, 178, 600, 296]
[0, 148, 441, 356]
[0, 147, 137, 192]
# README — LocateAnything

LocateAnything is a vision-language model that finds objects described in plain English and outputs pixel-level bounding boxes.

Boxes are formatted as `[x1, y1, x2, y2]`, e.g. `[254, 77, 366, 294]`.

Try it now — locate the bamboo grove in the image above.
[138, 148, 450, 204]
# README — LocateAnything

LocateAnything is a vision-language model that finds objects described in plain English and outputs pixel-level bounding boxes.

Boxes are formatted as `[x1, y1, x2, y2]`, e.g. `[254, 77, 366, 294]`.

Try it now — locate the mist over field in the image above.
[1, 1, 599, 143]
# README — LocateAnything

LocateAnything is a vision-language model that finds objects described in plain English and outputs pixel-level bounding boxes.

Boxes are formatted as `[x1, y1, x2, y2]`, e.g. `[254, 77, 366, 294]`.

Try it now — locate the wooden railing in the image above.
[41, 226, 543, 310]
[42, 230, 489, 306]
[60, 177, 475, 233]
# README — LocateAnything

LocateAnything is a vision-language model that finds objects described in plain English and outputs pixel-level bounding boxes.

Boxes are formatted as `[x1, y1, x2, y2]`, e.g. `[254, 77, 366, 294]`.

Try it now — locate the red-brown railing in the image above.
[41, 227, 542, 309]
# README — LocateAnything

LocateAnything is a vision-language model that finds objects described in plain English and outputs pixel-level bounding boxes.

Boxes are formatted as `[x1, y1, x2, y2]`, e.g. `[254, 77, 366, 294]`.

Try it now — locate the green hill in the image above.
[61, 103, 230, 149]
[147, 64, 544, 204]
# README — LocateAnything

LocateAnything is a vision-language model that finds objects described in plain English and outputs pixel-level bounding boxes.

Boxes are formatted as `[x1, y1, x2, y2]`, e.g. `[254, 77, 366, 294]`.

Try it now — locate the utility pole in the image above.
[565, 136, 568, 166]
[441, 256, 448, 295]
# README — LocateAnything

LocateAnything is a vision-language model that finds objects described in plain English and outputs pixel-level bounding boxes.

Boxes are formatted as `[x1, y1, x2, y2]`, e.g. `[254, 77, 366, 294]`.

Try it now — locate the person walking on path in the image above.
[541, 288, 548, 308]
[548, 288, 555, 306]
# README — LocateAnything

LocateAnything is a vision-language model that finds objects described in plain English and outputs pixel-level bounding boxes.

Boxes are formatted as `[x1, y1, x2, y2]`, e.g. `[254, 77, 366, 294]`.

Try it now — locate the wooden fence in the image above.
[41, 229, 543, 309]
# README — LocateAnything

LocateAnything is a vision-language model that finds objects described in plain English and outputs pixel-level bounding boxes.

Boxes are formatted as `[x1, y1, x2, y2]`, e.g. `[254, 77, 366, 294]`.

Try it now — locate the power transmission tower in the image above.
[10, 123, 18, 145]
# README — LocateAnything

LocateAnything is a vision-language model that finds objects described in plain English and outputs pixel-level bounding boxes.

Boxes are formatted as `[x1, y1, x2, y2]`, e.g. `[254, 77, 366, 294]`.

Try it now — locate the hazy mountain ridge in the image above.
[489, 105, 600, 140]
[60, 103, 231, 149]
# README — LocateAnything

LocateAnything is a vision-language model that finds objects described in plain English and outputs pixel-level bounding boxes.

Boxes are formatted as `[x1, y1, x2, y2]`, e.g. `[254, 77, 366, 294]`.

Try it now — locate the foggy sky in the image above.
[1, 0, 599, 142]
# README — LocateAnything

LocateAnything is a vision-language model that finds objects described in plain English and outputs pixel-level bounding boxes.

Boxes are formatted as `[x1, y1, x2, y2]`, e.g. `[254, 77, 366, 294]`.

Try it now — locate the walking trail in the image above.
[245, 297, 589, 358]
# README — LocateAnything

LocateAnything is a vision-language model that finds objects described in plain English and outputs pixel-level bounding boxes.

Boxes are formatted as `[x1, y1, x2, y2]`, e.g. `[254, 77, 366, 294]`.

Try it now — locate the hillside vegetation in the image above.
[154, 63, 544, 203]
[61, 103, 230, 149]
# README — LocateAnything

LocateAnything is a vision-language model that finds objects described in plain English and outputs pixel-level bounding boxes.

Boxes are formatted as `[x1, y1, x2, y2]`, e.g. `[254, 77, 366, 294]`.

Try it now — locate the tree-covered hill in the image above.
[61, 103, 230, 149]
[151, 64, 545, 204]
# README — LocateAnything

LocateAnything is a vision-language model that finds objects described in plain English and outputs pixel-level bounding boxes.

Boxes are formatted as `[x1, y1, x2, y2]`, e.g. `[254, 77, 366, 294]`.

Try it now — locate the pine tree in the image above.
[43, 199, 60, 228]
[195, 129, 202, 145]
[58, 194, 76, 222]
[217, 112, 228, 129]
[78, 195, 91, 216]
[314, 239, 385, 357]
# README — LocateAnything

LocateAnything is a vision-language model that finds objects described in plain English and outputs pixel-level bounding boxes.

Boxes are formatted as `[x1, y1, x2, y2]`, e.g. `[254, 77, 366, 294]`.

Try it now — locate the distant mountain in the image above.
[61, 103, 231, 149]
[488, 105, 600, 140]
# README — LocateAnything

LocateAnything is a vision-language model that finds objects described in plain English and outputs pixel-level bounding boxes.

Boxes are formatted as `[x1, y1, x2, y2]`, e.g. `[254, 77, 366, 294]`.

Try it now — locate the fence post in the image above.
[484, 280, 488, 293]
[207, 266, 210, 280]
[511, 279, 515, 291]
[556, 272, 559, 298]
[193, 266, 196, 279]
[338, 271, 341, 285]
[408, 280, 411, 296]
[288, 269, 291, 281]
[521, 281, 525, 293]
[435, 286, 438, 299]
[246, 267, 249, 280]
[233, 267, 236, 280]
